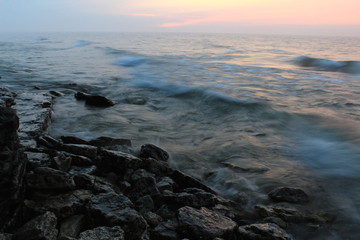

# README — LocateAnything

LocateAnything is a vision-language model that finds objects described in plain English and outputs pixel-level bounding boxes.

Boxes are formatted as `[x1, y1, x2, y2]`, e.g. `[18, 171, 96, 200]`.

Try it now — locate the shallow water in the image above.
[1, 32, 360, 239]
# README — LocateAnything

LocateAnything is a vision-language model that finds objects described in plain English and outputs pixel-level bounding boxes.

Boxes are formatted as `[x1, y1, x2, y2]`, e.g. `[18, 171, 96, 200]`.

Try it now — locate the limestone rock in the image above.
[268, 187, 309, 204]
[12, 211, 58, 240]
[75, 92, 115, 107]
[139, 144, 169, 162]
[178, 206, 237, 239]
[27, 167, 75, 190]
[77, 226, 124, 240]
[237, 223, 293, 240]
[86, 192, 147, 240]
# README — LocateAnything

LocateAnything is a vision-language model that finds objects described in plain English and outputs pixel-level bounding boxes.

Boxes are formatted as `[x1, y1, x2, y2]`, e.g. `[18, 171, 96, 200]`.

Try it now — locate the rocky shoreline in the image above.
[0, 87, 334, 240]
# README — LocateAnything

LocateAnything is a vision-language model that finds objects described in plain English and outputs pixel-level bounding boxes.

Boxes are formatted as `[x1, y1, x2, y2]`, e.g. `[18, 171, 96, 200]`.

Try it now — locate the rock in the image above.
[61, 136, 89, 145]
[27, 167, 75, 190]
[12, 211, 58, 240]
[268, 187, 309, 204]
[97, 149, 143, 175]
[156, 176, 175, 193]
[75, 92, 115, 107]
[135, 195, 155, 214]
[37, 135, 62, 149]
[69, 165, 97, 175]
[143, 212, 163, 227]
[52, 152, 72, 172]
[49, 90, 65, 97]
[255, 205, 303, 223]
[86, 192, 147, 240]
[25, 151, 52, 169]
[170, 170, 216, 194]
[178, 206, 237, 240]
[78, 226, 124, 240]
[162, 188, 219, 208]
[60, 144, 98, 159]
[24, 190, 93, 220]
[0, 233, 12, 240]
[69, 153, 94, 166]
[237, 223, 292, 240]
[0, 107, 27, 231]
[127, 174, 159, 201]
[58, 215, 86, 239]
[139, 144, 169, 162]
[89, 136, 131, 147]
[152, 220, 178, 240]
[73, 174, 116, 194]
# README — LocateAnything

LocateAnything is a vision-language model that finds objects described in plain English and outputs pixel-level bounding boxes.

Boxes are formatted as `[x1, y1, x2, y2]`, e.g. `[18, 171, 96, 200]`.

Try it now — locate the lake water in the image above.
[1, 32, 360, 239]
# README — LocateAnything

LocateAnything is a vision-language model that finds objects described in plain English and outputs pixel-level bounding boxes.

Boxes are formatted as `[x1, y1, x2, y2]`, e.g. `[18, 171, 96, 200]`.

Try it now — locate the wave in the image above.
[294, 56, 360, 74]
[35, 37, 48, 41]
[73, 40, 91, 47]
[113, 56, 147, 67]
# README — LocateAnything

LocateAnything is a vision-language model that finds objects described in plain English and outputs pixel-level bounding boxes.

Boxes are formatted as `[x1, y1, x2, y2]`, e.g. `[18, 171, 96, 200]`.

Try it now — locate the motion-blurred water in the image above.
[1, 32, 360, 239]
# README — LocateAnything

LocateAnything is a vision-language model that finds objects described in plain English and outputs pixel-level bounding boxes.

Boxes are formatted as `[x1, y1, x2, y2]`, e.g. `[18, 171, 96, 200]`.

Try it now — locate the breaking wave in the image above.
[294, 56, 360, 74]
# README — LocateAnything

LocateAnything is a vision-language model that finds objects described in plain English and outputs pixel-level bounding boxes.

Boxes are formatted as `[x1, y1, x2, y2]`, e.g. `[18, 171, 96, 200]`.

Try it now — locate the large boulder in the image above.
[86, 192, 147, 240]
[178, 206, 237, 239]
[75, 92, 115, 107]
[26, 167, 75, 191]
[237, 223, 293, 240]
[0, 107, 27, 231]
[12, 211, 58, 240]
[139, 144, 169, 162]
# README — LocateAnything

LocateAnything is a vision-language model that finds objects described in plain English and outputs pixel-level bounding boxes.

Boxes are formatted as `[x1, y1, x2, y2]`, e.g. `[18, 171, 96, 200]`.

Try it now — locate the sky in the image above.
[0, 0, 359, 36]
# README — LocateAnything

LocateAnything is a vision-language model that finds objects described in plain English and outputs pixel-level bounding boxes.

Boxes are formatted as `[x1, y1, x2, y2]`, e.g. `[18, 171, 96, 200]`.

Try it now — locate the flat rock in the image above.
[178, 206, 237, 239]
[27, 167, 75, 191]
[86, 192, 147, 240]
[268, 187, 309, 204]
[237, 223, 293, 240]
[60, 144, 98, 159]
[12, 211, 58, 240]
[77, 226, 124, 240]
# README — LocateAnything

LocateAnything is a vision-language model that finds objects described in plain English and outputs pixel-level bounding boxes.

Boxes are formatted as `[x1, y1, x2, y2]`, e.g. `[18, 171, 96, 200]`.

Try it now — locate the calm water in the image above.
[1, 33, 360, 239]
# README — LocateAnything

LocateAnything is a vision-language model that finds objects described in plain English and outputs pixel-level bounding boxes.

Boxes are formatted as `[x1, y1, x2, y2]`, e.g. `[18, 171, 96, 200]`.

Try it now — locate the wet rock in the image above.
[255, 205, 303, 223]
[260, 217, 287, 230]
[78, 226, 124, 240]
[37, 135, 62, 149]
[66, 153, 94, 166]
[139, 144, 169, 162]
[61, 136, 89, 145]
[24, 190, 93, 220]
[170, 170, 216, 194]
[0, 107, 27, 231]
[178, 206, 237, 240]
[49, 90, 65, 97]
[60, 144, 98, 159]
[69, 165, 97, 175]
[27, 167, 75, 190]
[152, 220, 178, 240]
[26, 151, 52, 169]
[58, 215, 86, 239]
[12, 211, 58, 240]
[86, 192, 147, 240]
[268, 187, 309, 204]
[52, 152, 72, 172]
[97, 149, 143, 175]
[73, 174, 116, 194]
[89, 136, 131, 148]
[162, 188, 219, 208]
[156, 176, 175, 193]
[141, 157, 174, 176]
[237, 223, 292, 240]
[75, 92, 115, 107]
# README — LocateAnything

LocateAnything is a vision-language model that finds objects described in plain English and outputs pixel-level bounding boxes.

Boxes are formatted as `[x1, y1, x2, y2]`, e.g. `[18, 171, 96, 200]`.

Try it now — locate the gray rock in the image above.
[52, 152, 72, 172]
[143, 212, 163, 227]
[86, 192, 147, 240]
[268, 187, 309, 204]
[69, 165, 97, 175]
[68, 154, 93, 166]
[61, 136, 89, 145]
[75, 92, 115, 107]
[237, 223, 292, 240]
[24, 190, 93, 220]
[139, 144, 169, 162]
[27, 167, 75, 190]
[59, 215, 86, 239]
[127, 175, 159, 200]
[255, 205, 303, 223]
[152, 220, 178, 240]
[178, 206, 237, 239]
[13, 211, 58, 240]
[26, 151, 52, 169]
[170, 170, 216, 194]
[156, 177, 175, 193]
[135, 195, 155, 213]
[88, 136, 131, 148]
[73, 174, 116, 194]
[60, 144, 98, 159]
[77, 226, 124, 240]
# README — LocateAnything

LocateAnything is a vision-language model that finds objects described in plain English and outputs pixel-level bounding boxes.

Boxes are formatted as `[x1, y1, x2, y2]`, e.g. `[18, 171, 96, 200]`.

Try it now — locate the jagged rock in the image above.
[12, 211, 58, 240]
[61, 136, 89, 145]
[73, 174, 116, 194]
[163, 188, 219, 208]
[26, 151, 51, 169]
[27, 167, 75, 190]
[77, 226, 124, 240]
[178, 206, 237, 239]
[75, 92, 115, 107]
[143, 212, 163, 227]
[58, 215, 86, 239]
[69, 165, 97, 175]
[156, 177, 175, 193]
[130, 169, 155, 182]
[37, 135, 61, 149]
[135, 195, 155, 214]
[24, 190, 93, 220]
[68, 153, 94, 166]
[256, 205, 302, 223]
[0, 107, 27, 231]
[152, 220, 178, 240]
[86, 192, 147, 240]
[97, 149, 143, 175]
[157, 204, 177, 220]
[268, 187, 309, 204]
[52, 152, 72, 172]
[237, 223, 292, 240]
[60, 144, 98, 159]
[139, 144, 169, 162]
[141, 157, 174, 176]
[127, 174, 159, 201]
[170, 170, 216, 194]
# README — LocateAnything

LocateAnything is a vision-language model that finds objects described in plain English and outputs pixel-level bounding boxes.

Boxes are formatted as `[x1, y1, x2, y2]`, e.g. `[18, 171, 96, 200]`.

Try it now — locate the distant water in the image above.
[1, 32, 360, 239]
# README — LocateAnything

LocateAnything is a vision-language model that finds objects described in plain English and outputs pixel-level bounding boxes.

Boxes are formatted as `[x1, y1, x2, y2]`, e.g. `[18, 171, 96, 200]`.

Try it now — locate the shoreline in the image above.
[0, 87, 334, 239]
